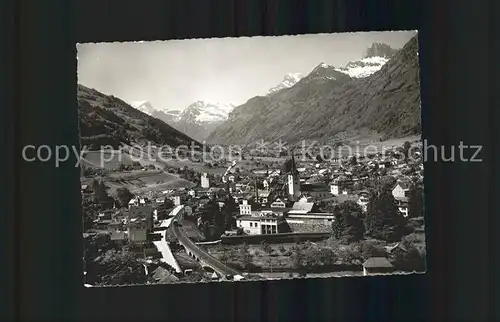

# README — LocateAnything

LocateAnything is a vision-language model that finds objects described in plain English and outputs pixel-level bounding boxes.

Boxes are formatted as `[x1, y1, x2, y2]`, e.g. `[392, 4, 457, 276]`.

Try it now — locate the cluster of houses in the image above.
[91, 205, 154, 244]
[84, 144, 422, 240]
[228, 148, 422, 235]
[85, 186, 187, 244]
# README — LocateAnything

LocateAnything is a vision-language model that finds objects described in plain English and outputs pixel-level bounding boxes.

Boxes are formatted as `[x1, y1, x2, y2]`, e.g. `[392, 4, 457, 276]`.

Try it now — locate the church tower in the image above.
[284, 150, 301, 202]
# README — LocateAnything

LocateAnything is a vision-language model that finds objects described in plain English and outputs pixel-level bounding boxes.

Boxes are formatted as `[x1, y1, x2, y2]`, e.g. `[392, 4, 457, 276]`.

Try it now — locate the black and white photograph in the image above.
[77, 30, 425, 287]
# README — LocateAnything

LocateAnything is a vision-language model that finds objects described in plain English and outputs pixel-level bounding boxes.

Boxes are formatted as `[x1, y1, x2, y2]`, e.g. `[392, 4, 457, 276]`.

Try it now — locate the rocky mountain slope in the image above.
[207, 36, 420, 146]
[78, 85, 197, 149]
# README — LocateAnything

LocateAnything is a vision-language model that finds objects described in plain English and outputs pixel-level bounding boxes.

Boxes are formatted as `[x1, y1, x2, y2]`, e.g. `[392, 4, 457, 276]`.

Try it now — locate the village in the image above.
[82, 138, 426, 286]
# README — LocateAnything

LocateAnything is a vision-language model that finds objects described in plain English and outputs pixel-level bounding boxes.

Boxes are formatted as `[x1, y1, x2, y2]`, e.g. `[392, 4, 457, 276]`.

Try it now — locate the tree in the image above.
[402, 141, 412, 161]
[390, 238, 426, 272]
[214, 211, 225, 238]
[364, 188, 407, 242]
[290, 246, 307, 276]
[82, 195, 101, 231]
[92, 248, 148, 286]
[408, 184, 424, 218]
[115, 187, 134, 208]
[92, 180, 114, 209]
[239, 243, 253, 270]
[261, 240, 272, 254]
[202, 221, 211, 241]
[222, 195, 237, 228]
[331, 201, 365, 244]
[360, 241, 387, 260]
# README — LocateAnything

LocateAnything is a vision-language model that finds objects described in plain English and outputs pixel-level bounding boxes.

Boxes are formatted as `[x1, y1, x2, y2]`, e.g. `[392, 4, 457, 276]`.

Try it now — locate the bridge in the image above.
[169, 205, 241, 277]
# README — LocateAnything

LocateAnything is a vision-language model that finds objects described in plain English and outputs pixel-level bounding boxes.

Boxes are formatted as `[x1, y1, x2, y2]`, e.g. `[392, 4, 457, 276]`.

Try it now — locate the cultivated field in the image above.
[163, 159, 228, 175]
[81, 150, 164, 170]
[205, 243, 299, 271]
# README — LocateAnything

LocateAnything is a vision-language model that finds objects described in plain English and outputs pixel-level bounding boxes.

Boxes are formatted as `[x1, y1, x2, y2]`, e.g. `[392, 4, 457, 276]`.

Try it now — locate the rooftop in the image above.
[394, 180, 412, 190]
[237, 215, 280, 221]
[331, 194, 359, 204]
[363, 257, 393, 268]
[261, 207, 293, 213]
[125, 205, 153, 219]
[291, 201, 315, 211]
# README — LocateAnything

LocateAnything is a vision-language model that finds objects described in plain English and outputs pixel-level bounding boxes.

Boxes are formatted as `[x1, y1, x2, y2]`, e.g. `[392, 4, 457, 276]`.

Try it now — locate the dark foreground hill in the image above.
[207, 36, 421, 145]
[77, 85, 198, 149]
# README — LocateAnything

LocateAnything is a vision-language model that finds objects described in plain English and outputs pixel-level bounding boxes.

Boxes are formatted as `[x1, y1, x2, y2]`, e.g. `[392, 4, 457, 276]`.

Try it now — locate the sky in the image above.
[77, 30, 417, 111]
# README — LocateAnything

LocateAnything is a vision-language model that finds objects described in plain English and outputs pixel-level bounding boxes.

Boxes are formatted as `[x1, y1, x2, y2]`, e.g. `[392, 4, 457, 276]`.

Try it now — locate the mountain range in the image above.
[128, 100, 236, 142]
[207, 36, 420, 145]
[123, 39, 418, 146]
[126, 48, 392, 142]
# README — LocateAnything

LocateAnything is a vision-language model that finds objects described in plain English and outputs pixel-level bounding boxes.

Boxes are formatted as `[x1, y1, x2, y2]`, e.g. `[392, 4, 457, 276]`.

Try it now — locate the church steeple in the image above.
[283, 148, 299, 175]
[283, 148, 300, 202]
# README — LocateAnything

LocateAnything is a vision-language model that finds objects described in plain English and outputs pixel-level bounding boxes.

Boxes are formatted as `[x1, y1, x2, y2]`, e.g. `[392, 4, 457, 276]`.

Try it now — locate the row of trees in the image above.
[196, 194, 238, 241]
[82, 161, 149, 178]
[83, 180, 136, 231]
[327, 181, 424, 244]
[84, 233, 150, 286]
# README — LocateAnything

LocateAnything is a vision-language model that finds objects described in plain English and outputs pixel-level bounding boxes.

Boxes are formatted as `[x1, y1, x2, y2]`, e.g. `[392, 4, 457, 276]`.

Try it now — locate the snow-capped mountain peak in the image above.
[335, 56, 390, 78]
[267, 72, 304, 94]
[129, 101, 157, 116]
[318, 62, 334, 69]
[179, 100, 236, 124]
[334, 42, 398, 78]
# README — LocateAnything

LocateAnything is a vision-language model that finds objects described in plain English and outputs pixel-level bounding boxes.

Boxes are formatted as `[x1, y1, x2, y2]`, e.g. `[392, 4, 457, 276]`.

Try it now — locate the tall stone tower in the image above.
[284, 150, 301, 202]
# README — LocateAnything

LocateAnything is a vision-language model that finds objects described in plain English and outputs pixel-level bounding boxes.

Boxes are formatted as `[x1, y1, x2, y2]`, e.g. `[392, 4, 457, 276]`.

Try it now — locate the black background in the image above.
[3, 0, 497, 321]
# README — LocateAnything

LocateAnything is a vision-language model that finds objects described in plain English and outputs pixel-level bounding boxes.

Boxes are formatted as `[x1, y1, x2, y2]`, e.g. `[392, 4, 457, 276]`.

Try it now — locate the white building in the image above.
[170, 195, 181, 206]
[392, 182, 410, 199]
[300, 183, 330, 199]
[127, 219, 148, 243]
[236, 215, 284, 235]
[357, 191, 370, 212]
[270, 198, 286, 208]
[236, 216, 261, 235]
[330, 183, 339, 196]
[239, 200, 252, 215]
[329, 176, 352, 196]
[201, 173, 210, 189]
[395, 198, 409, 217]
